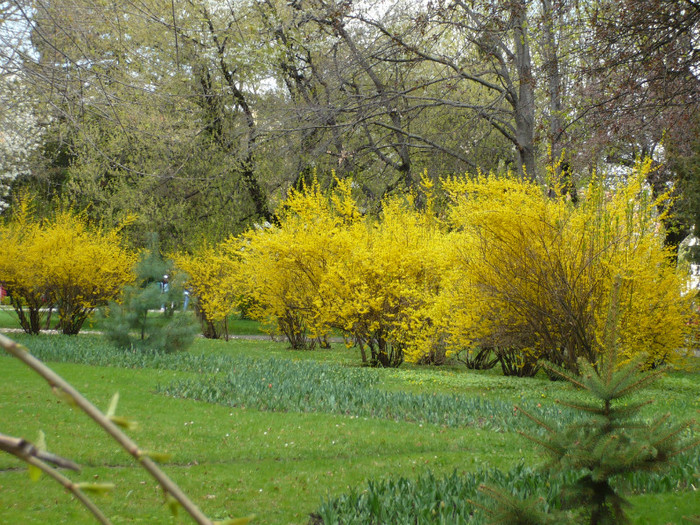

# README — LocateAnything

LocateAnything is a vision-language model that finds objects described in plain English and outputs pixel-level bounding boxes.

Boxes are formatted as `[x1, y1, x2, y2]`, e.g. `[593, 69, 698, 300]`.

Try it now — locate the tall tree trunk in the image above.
[203, 8, 272, 222]
[541, 0, 564, 164]
[512, 0, 537, 181]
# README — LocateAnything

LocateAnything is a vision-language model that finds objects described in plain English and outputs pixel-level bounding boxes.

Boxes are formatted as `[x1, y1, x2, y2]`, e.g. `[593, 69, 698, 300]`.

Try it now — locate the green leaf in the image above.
[214, 516, 256, 525]
[36, 431, 46, 453]
[75, 482, 115, 495]
[106, 392, 119, 418]
[52, 386, 77, 407]
[165, 494, 180, 517]
[140, 450, 172, 463]
[28, 430, 47, 481]
[109, 415, 138, 430]
[28, 463, 42, 482]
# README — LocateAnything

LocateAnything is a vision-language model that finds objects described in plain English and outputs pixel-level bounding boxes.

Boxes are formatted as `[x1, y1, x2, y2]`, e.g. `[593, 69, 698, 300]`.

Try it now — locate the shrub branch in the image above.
[0, 332, 215, 525]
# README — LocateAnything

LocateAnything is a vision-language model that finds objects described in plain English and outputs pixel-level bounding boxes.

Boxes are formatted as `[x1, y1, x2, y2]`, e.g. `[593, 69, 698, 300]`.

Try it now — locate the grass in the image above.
[0, 333, 698, 524]
[0, 306, 267, 335]
[0, 307, 20, 329]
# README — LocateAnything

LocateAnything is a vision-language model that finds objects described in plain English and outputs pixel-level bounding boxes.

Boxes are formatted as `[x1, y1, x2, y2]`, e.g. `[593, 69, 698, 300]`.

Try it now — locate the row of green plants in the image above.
[18, 334, 562, 434]
[312, 455, 700, 525]
[159, 369, 544, 433]
[313, 465, 574, 525]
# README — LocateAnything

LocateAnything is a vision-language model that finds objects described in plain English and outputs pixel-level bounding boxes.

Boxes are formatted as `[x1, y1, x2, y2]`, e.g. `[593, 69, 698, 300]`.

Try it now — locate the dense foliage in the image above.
[178, 164, 691, 371]
[237, 178, 354, 349]
[172, 244, 242, 339]
[3, 0, 697, 252]
[0, 201, 135, 334]
[432, 160, 691, 374]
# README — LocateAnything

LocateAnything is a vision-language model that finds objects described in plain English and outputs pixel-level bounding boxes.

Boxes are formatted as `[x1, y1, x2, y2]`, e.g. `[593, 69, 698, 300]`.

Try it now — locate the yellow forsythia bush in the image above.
[436, 160, 691, 373]
[0, 203, 136, 334]
[173, 243, 243, 339]
[237, 178, 359, 349]
[178, 162, 691, 372]
[0, 200, 48, 333]
[318, 187, 450, 367]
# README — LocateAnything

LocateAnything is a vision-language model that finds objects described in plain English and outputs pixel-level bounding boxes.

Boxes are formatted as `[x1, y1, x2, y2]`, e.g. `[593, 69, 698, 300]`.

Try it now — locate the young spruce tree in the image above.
[104, 236, 198, 352]
[479, 279, 699, 525]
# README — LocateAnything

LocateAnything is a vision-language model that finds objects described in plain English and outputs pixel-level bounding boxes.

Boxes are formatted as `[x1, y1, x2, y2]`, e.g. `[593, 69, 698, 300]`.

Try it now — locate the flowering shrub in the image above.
[435, 160, 691, 373]
[179, 162, 691, 371]
[0, 201, 136, 334]
[317, 190, 449, 366]
[0, 201, 48, 333]
[236, 178, 357, 349]
[173, 243, 243, 339]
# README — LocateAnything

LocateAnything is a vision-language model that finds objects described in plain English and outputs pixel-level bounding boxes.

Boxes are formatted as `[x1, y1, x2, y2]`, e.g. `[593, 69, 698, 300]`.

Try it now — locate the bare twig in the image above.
[0, 432, 80, 471]
[0, 443, 112, 525]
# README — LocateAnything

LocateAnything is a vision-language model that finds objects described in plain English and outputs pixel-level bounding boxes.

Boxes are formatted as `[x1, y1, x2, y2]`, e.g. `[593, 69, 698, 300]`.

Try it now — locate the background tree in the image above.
[3, 0, 698, 255]
[577, 0, 700, 250]
[260, 0, 514, 193]
[11, 0, 276, 250]
[0, 74, 44, 212]
[670, 115, 700, 262]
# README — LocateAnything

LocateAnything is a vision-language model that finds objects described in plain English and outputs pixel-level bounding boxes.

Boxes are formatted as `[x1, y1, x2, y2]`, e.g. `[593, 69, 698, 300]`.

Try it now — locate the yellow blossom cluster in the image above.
[0, 201, 136, 334]
[172, 243, 242, 339]
[176, 162, 691, 371]
[433, 160, 691, 373]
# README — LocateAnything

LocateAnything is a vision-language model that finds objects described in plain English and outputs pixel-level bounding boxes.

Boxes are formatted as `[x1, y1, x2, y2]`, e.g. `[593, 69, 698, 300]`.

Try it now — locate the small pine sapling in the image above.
[478, 280, 699, 525]
[104, 235, 198, 352]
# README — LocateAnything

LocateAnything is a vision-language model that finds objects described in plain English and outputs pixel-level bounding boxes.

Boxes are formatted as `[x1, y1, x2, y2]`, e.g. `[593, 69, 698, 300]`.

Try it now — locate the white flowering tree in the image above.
[0, 75, 43, 213]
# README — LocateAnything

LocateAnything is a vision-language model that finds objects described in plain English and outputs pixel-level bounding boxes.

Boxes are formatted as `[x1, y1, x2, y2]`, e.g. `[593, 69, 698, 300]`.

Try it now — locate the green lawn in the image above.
[0, 307, 18, 329]
[0, 333, 698, 524]
[0, 306, 267, 336]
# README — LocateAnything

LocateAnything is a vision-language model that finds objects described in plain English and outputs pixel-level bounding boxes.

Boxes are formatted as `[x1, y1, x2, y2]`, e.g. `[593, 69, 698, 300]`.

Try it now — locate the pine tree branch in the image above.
[647, 412, 672, 434]
[668, 436, 700, 458]
[541, 362, 588, 389]
[612, 368, 664, 399]
[649, 419, 699, 457]
[607, 400, 653, 419]
[555, 399, 606, 414]
[515, 405, 556, 433]
[517, 430, 565, 458]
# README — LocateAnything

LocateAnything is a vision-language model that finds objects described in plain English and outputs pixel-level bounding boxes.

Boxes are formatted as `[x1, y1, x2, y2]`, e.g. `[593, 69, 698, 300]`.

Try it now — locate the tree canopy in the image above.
[0, 0, 697, 249]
